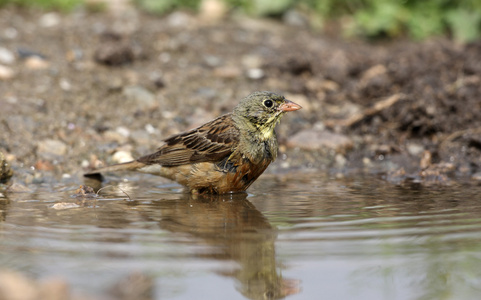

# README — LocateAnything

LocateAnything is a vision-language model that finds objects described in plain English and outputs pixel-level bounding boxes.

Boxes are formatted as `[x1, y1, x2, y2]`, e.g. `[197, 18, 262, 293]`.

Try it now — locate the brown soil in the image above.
[1, 5, 481, 187]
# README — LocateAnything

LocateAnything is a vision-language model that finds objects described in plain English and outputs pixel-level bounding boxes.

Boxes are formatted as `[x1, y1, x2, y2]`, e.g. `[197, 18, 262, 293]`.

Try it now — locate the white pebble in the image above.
[116, 126, 131, 137]
[0, 47, 15, 64]
[246, 68, 264, 79]
[51, 202, 80, 210]
[112, 150, 134, 163]
[39, 12, 60, 27]
[145, 123, 156, 134]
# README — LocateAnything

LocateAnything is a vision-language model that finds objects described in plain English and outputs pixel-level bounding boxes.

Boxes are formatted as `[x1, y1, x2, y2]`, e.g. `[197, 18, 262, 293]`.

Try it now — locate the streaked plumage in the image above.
[84, 91, 301, 194]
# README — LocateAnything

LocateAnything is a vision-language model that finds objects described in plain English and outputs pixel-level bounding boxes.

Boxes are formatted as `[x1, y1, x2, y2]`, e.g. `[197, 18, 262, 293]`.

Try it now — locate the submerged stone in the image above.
[0, 152, 13, 183]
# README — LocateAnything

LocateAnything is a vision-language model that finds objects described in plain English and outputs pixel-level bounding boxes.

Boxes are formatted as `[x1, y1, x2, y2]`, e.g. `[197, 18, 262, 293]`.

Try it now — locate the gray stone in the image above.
[37, 139, 68, 158]
[123, 85, 157, 109]
[287, 129, 353, 153]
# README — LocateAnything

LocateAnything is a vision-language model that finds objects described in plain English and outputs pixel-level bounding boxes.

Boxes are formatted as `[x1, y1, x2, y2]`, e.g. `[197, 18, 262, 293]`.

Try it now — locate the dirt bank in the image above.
[1, 5, 480, 188]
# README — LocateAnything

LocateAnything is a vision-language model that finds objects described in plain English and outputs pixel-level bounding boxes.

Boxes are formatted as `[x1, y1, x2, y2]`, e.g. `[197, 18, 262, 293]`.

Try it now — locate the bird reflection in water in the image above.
[140, 192, 300, 300]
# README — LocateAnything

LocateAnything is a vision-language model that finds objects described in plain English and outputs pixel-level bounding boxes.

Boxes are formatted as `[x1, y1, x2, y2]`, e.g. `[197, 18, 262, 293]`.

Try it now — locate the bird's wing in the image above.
[137, 114, 240, 167]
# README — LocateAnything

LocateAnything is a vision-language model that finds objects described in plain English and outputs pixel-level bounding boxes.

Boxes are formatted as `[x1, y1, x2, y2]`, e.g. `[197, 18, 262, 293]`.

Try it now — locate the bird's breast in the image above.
[218, 156, 271, 193]
[184, 154, 272, 194]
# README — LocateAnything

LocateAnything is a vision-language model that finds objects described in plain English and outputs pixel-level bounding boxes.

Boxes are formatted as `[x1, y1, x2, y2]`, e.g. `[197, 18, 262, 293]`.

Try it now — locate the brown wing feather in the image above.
[138, 114, 239, 167]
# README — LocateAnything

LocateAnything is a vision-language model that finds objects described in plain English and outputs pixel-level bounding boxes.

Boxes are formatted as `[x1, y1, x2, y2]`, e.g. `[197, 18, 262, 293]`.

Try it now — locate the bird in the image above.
[84, 91, 302, 194]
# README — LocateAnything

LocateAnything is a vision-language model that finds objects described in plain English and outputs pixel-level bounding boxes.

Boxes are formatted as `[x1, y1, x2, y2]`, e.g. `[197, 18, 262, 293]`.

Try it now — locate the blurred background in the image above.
[1, 0, 480, 42]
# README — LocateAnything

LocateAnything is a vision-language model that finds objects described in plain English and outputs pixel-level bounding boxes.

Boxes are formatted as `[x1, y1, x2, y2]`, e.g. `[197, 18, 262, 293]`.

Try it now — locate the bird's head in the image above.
[233, 91, 302, 140]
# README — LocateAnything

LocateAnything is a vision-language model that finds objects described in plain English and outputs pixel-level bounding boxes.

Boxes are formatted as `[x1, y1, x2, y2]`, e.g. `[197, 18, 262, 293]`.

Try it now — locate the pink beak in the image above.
[278, 100, 302, 112]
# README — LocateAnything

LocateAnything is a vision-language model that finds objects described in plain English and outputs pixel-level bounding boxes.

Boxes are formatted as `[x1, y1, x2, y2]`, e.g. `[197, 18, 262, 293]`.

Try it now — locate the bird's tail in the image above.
[84, 160, 146, 177]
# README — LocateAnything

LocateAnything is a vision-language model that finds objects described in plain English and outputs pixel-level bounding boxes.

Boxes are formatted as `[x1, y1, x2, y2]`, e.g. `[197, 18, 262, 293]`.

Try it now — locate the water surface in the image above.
[1, 173, 481, 299]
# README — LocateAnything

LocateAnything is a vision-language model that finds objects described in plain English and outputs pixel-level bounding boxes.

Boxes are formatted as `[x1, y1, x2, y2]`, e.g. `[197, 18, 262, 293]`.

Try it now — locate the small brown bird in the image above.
[85, 91, 301, 194]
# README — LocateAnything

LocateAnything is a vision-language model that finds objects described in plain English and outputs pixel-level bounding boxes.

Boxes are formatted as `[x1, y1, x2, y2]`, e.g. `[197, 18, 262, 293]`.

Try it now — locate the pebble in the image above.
[246, 68, 264, 79]
[25, 56, 49, 69]
[112, 150, 134, 164]
[0, 64, 15, 80]
[203, 55, 222, 67]
[0, 47, 15, 64]
[39, 12, 60, 27]
[37, 139, 68, 158]
[123, 85, 157, 109]
[407, 143, 424, 156]
[81, 159, 90, 168]
[287, 129, 353, 153]
[102, 130, 129, 144]
[116, 126, 131, 138]
[362, 157, 372, 166]
[144, 123, 157, 134]
[58, 78, 71, 91]
[335, 153, 347, 167]
[199, 0, 228, 23]
[51, 202, 80, 210]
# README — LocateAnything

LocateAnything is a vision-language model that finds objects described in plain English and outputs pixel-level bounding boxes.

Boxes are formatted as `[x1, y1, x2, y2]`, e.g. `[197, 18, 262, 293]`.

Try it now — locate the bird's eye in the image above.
[263, 99, 273, 108]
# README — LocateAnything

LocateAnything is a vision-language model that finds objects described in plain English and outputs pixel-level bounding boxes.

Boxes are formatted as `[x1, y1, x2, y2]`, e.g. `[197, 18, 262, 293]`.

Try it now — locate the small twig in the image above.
[96, 185, 133, 201]
[439, 127, 481, 151]
[325, 93, 405, 128]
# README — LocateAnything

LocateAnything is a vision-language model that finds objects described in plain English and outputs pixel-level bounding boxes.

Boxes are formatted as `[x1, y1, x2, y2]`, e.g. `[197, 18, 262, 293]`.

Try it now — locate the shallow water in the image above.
[1, 173, 481, 299]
